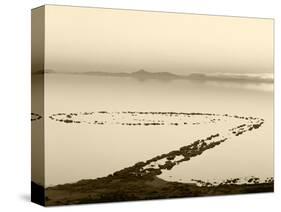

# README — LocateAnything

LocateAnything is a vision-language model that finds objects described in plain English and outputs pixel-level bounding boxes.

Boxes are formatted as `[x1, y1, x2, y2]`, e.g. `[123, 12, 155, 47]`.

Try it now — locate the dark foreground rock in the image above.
[44, 175, 273, 206]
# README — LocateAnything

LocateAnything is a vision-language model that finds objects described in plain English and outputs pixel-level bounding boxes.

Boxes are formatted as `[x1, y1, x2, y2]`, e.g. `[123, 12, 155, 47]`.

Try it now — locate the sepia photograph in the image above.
[31, 5, 274, 206]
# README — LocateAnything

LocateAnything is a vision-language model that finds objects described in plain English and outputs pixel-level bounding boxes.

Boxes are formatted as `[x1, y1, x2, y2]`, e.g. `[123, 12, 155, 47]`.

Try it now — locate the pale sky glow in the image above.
[44, 5, 274, 74]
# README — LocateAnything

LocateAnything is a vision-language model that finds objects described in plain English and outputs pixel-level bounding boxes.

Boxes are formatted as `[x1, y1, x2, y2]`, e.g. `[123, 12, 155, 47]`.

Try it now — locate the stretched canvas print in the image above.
[31, 5, 274, 206]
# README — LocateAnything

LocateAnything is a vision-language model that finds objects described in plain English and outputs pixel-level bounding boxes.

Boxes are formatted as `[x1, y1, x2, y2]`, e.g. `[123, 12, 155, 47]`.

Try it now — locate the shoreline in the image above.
[43, 176, 273, 206]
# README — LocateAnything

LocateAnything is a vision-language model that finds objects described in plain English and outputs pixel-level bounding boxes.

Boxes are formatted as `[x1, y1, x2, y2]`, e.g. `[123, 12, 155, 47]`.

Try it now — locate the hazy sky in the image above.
[44, 5, 273, 74]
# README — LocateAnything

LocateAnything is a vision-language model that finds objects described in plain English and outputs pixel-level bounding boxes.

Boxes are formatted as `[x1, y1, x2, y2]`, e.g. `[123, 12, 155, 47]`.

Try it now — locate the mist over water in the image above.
[41, 74, 273, 186]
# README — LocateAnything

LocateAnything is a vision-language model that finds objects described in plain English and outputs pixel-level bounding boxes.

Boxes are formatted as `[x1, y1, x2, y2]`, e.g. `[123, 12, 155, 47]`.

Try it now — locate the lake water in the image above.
[43, 74, 273, 186]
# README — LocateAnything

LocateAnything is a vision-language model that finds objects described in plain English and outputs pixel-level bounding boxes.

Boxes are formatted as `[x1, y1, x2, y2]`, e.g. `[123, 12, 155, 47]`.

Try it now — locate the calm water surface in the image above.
[44, 74, 273, 186]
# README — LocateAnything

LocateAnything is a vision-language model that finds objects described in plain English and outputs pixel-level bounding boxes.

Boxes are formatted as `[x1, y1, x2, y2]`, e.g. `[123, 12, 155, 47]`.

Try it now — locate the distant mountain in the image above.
[38, 69, 273, 83]
[55, 69, 182, 80]
[130, 69, 181, 80]
[82, 71, 128, 77]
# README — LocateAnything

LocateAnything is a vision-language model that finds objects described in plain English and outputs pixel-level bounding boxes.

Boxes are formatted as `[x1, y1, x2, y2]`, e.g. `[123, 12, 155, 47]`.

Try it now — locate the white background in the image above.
[0, 0, 279, 211]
